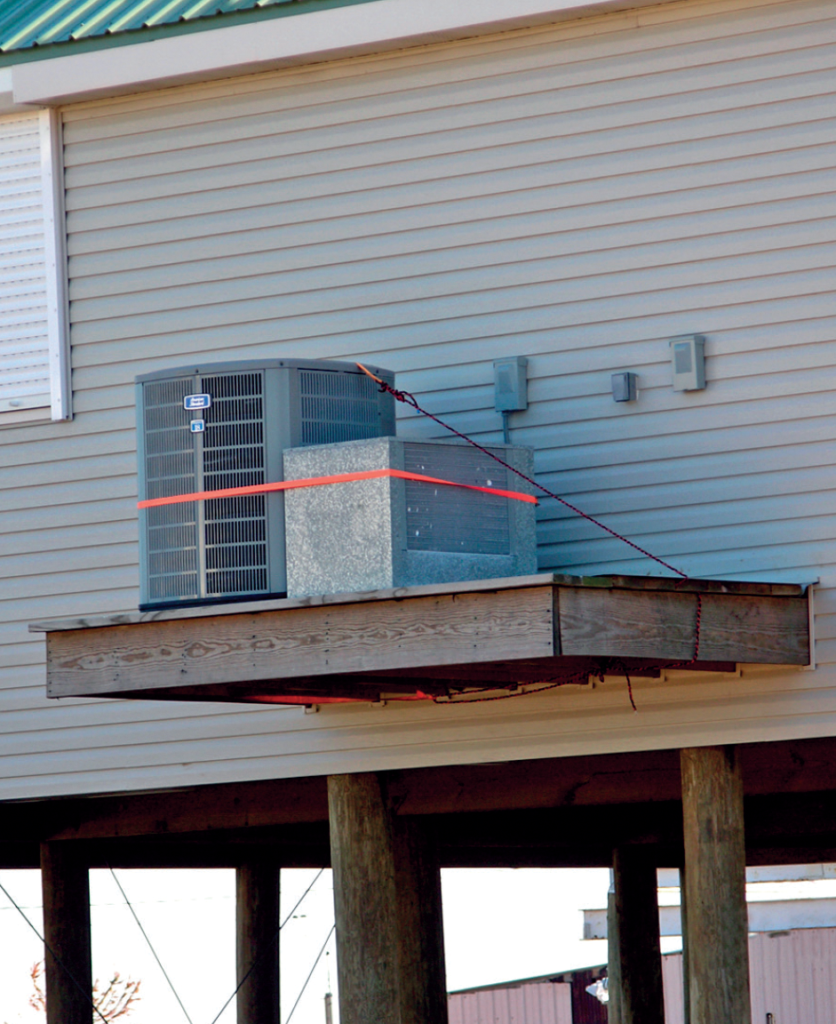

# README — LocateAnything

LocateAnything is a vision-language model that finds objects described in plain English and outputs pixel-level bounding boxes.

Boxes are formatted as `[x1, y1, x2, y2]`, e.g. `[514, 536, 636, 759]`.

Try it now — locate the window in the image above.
[0, 108, 70, 422]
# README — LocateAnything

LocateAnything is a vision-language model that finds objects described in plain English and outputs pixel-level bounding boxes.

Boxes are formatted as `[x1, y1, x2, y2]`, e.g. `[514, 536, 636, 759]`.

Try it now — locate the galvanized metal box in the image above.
[283, 437, 537, 597]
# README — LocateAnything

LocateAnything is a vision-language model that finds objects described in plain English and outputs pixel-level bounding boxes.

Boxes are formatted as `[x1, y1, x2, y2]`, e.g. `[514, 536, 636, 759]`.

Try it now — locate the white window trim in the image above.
[0, 109, 71, 425]
[40, 108, 71, 422]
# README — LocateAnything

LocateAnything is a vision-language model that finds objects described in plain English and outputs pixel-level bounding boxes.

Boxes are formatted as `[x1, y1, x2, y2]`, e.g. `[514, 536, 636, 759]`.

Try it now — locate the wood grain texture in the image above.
[328, 774, 448, 1024]
[46, 586, 554, 697]
[43, 580, 808, 701]
[698, 593, 809, 663]
[613, 846, 665, 1024]
[558, 587, 808, 664]
[236, 862, 281, 1024]
[606, 889, 623, 1024]
[681, 746, 751, 1024]
[40, 842, 92, 1024]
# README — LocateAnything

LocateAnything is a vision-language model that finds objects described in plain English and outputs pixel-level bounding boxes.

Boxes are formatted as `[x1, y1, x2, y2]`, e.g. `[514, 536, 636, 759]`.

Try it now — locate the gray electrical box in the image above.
[670, 335, 706, 391]
[611, 371, 638, 402]
[136, 359, 396, 609]
[284, 437, 537, 597]
[493, 357, 528, 412]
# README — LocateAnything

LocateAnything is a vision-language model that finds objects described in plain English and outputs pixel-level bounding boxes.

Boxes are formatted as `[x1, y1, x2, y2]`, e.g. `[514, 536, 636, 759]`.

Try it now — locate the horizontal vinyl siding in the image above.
[1, 0, 836, 798]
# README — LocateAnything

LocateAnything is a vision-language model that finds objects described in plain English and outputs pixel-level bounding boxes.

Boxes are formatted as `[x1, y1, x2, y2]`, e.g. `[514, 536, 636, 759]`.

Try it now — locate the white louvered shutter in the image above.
[0, 112, 53, 416]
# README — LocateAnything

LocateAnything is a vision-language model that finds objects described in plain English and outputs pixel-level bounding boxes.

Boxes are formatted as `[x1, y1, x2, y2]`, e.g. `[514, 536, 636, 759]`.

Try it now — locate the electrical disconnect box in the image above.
[493, 357, 528, 411]
[670, 335, 706, 391]
[136, 359, 395, 609]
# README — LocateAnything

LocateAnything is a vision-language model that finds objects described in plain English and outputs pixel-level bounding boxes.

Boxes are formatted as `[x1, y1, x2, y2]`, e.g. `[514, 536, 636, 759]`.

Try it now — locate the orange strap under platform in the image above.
[137, 467, 537, 509]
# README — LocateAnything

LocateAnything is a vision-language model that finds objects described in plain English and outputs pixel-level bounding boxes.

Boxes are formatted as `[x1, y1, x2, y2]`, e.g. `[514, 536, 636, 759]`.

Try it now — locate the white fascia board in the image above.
[12, 0, 664, 106]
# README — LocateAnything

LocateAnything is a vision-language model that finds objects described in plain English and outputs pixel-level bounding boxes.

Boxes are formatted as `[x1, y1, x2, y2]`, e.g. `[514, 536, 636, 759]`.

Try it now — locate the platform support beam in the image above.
[612, 846, 665, 1024]
[40, 842, 92, 1024]
[236, 861, 281, 1024]
[681, 746, 751, 1024]
[328, 772, 448, 1024]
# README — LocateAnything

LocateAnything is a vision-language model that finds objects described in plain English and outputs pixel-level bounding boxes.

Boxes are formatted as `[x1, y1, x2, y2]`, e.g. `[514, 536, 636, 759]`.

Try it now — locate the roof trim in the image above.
[12, 0, 670, 107]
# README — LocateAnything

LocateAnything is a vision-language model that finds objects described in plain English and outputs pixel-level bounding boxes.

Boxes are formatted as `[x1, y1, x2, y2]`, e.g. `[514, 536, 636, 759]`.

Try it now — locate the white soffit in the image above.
[11, 0, 666, 106]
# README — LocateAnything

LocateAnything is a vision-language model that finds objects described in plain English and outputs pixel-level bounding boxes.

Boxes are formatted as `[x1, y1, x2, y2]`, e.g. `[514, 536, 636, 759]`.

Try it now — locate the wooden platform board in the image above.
[31, 574, 810, 704]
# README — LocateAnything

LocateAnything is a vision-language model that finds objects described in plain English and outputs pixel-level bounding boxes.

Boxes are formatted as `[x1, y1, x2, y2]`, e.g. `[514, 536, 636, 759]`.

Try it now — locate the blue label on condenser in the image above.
[184, 393, 211, 410]
[190, 420, 205, 433]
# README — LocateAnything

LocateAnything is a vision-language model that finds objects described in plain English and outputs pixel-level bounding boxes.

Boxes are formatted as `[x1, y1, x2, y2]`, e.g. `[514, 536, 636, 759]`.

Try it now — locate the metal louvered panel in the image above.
[404, 443, 511, 555]
[138, 359, 395, 608]
[143, 376, 200, 602]
[299, 368, 381, 445]
[0, 113, 50, 414]
[201, 371, 268, 598]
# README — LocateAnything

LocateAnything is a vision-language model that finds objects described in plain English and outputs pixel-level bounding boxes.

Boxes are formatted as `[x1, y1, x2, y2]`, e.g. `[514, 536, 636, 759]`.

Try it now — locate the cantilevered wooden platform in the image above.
[31, 574, 810, 704]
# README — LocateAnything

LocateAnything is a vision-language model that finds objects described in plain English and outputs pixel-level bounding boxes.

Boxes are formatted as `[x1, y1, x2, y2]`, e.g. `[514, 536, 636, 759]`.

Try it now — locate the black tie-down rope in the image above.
[356, 364, 705, 710]
[0, 878, 110, 1024]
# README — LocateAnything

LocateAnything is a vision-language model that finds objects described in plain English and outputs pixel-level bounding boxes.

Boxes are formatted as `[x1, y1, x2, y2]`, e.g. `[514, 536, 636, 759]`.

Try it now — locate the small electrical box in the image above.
[670, 335, 706, 391]
[493, 357, 528, 412]
[611, 371, 638, 402]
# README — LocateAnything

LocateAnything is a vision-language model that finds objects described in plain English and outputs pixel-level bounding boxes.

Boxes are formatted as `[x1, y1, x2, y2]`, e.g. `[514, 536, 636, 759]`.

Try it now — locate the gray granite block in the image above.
[284, 437, 537, 598]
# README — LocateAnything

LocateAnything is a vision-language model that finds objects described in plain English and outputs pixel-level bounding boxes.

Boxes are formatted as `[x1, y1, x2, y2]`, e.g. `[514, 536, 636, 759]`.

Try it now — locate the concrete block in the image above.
[284, 437, 537, 598]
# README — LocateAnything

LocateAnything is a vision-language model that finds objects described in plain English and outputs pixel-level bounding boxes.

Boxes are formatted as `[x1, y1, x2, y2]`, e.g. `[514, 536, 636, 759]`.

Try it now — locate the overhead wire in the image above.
[284, 924, 336, 1024]
[108, 866, 195, 1024]
[0, 877, 110, 1024]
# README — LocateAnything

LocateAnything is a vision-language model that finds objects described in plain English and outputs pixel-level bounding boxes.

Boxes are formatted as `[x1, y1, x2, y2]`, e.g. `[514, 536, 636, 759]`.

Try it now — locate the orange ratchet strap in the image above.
[137, 467, 538, 509]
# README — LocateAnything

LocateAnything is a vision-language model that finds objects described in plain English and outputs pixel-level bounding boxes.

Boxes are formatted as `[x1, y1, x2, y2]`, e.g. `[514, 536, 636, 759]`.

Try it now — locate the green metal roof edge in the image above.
[0, 0, 381, 68]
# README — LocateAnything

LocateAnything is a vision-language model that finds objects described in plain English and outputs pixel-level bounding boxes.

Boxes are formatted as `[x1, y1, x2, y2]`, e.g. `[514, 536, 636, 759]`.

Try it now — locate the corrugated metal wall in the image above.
[449, 980, 574, 1024]
[1, 0, 836, 798]
[448, 929, 836, 1024]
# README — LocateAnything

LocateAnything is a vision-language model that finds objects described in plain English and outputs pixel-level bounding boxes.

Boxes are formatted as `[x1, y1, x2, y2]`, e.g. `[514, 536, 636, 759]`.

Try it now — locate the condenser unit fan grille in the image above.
[202, 372, 268, 597]
[143, 378, 200, 601]
[404, 443, 511, 555]
[300, 369, 381, 445]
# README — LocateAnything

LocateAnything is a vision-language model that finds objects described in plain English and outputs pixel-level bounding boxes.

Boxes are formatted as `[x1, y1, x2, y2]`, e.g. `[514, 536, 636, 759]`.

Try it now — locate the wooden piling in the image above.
[681, 746, 751, 1024]
[328, 772, 448, 1024]
[606, 887, 623, 1024]
[236, 861, 281, 1024]
[612, 846, 665, 1024]
[40, 842, 92, 1024]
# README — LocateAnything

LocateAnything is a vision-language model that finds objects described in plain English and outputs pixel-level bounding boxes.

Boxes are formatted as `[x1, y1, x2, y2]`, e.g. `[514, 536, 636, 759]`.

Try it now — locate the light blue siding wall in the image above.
[1, 0, 835, 798]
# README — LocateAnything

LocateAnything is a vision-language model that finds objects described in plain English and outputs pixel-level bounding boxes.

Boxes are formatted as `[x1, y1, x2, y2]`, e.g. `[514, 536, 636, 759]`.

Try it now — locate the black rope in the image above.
[284, 924, 336, 1024]
[0, 878, 109, 1024]
[208, 867, 326, 1024]
[108, 867, 195, 1024]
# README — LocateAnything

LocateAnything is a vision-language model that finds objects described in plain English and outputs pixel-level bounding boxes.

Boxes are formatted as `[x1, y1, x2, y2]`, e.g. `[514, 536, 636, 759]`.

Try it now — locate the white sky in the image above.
[0, 867, 611, 1024]
[4, 866, 833, 1024]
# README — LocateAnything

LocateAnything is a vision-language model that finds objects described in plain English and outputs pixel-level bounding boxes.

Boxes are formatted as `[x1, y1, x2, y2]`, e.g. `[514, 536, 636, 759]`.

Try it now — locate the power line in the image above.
[0, 878, 109, 1024]
[208, 867, 326, 1024]
[284, 924, 336, 1024]
[108, 867, 195, 1024]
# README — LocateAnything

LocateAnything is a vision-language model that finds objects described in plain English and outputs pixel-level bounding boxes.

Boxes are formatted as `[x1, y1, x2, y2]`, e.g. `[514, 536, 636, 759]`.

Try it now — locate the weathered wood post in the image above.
[612, 846, 665, 1024]
[679, 862, 691, 1024]
[681, 746, 751, 1024]
[236, 861, 281, 1024]
[328, 772, 448, 1024]
[606, 884, 623, 1024]
[40, 841, 92, 1024]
